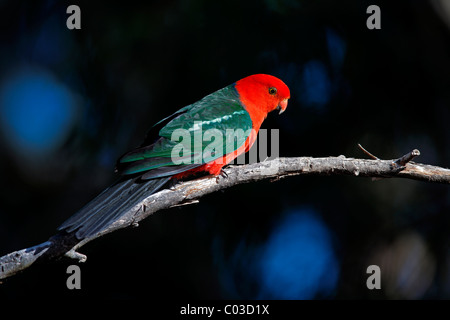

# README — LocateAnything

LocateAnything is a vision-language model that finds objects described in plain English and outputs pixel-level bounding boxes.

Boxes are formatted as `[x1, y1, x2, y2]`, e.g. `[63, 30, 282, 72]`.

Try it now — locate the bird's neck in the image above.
[242, 102, 266, 131]
[234, 83, 271, 131]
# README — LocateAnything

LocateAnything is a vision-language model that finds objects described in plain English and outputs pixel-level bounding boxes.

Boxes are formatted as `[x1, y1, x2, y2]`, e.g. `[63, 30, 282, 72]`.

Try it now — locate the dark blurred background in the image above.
[0, 0, 449, 300]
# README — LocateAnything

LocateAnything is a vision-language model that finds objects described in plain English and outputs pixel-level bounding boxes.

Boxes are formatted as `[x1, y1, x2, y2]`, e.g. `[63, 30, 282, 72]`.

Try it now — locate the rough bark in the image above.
[1, 150, 449, 280]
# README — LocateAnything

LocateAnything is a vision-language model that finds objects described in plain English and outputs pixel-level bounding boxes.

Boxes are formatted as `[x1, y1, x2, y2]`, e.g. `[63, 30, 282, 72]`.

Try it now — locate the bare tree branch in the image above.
[1, 149, 449, 280]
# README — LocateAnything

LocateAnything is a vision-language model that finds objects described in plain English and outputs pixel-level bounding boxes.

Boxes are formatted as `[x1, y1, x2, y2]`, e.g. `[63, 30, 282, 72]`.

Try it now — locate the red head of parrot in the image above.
[235, 74, 291, 132]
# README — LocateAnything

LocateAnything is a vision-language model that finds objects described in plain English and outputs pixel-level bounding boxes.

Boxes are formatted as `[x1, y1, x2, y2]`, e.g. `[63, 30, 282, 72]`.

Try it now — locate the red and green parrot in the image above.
[58, 74, 290, 239]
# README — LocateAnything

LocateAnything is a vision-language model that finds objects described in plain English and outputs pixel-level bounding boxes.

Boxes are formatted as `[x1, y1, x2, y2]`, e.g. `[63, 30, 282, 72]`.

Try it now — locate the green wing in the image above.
[116, 85, 253, 179]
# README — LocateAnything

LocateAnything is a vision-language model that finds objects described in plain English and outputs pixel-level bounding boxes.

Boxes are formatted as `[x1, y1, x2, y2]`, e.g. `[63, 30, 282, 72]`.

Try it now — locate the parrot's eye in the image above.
[268, 87, 277, 95]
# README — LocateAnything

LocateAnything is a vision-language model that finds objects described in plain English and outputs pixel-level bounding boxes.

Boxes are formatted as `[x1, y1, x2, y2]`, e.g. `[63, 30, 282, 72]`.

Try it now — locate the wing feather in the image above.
[116, 84, 253, 179]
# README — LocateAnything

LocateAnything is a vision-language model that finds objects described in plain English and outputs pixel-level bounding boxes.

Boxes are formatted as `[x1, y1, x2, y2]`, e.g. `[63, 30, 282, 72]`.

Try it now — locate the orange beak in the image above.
[277, 98, 289, 114]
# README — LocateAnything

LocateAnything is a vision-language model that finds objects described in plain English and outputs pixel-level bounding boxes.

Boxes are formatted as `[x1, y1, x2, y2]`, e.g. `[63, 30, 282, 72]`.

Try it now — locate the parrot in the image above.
[58, 74, 290, 240]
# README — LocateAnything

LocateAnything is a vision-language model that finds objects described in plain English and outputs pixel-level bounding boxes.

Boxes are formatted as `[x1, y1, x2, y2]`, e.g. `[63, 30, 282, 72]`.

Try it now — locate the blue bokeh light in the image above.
[0, 69, 76, 155]
[326, 28, 347, 71]
[299, 60, 331, 110]
[257, 209, 339, 299]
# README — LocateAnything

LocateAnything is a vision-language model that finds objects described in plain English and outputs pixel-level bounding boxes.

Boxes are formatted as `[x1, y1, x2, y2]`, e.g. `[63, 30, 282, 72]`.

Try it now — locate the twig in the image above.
[1, 151, 449, 280]
[394, 149, 420, 166]
[358, 143, 380, 160]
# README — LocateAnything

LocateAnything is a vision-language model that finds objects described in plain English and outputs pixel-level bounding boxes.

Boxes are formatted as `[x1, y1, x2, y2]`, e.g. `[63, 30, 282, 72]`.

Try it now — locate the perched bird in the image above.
[58, 74, 290, 239]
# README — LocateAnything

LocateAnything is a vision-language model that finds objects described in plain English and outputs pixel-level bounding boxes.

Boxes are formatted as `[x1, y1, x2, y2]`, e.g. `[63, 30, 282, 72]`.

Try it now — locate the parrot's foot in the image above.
[215, 168, 228, 183]
[167, 178, 180, 190]
[220, 168, 228, 178]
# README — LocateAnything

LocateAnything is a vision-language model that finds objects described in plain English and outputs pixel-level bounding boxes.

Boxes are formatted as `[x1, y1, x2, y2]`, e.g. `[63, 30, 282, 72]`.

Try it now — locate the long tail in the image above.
[57, 176, 171, 239]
